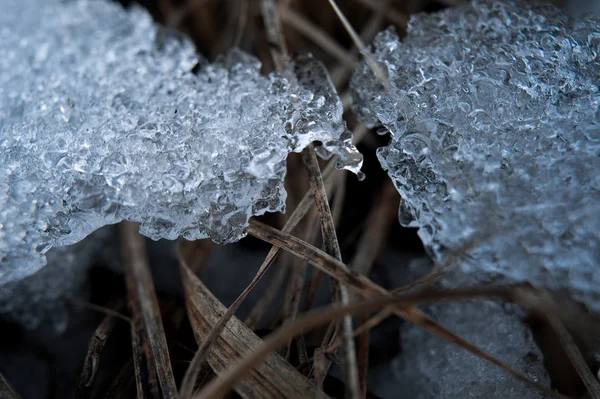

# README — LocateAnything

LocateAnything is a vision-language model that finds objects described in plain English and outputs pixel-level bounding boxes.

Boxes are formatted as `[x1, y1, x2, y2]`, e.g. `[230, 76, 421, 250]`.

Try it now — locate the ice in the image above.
[392, 297, 550, 398]
[351, 1, 600, 310]
[0, 0, 362, 284]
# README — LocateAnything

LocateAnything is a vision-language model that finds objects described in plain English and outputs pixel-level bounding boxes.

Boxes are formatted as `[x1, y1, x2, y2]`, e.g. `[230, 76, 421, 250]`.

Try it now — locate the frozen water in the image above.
[0, 0, 362, 284]
[393, 297, 550, 398]
[351, 1, 600, 310]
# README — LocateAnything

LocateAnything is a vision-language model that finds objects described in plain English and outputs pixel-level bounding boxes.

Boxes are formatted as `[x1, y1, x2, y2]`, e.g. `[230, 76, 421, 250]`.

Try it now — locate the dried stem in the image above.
[77, 300, 125, 398]
[178, 159, 341, 395]
[302, 146, 360, 399]
[546, 314, 600, 399]
[121, 221, 178, 399]
[260, 0, 289, 70]
[195, 287, 565, 399]
[0, 372, 21, 399]
[247, 219, 564, 398]
[279, 5, 358, 69]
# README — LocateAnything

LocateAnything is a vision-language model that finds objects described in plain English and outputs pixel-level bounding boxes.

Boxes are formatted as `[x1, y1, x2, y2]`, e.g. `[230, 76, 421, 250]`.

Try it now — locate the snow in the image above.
[393, 297, 549, 398]
[351, 0, 600, 311]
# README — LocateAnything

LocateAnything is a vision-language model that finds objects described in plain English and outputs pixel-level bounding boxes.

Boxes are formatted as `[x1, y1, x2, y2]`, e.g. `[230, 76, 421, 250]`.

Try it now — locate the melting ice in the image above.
[0, 0, 362, 283]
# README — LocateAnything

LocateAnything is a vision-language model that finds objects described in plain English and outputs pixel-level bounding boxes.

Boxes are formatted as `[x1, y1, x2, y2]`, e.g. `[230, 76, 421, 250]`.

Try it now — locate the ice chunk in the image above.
[351, 1, 600, 310]
[0, 0, 362, 284]
[393, 298, 550, 398]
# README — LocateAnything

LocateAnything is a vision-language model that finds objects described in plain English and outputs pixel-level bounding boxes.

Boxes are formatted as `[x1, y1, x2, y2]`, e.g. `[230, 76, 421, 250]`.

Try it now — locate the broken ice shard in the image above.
[0, 0, 362, 284]
[351, 1, 600, 310]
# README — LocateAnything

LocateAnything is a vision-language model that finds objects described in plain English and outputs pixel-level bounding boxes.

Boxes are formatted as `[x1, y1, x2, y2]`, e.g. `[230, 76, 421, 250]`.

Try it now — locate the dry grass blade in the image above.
[356, 313, 369, 399]
[179, 159, 342, 392]
[121, 221, 178, 399]
[179, 258, 329, 399]
[345, 180, 398, 398]
[279, 5, 358, 69]
[354, 0, 408, 27]
[546, 314, 600, 398]
[76, 300, 125, 398]
[195, 288, 568, 399]
[0, 372, 21, 399]
[127, 274, 161, 399]
[248, 219, 566, 398]
[280, 238, 310, 360]
[177, 236, 283, 397]
[302, 146, 360, 399]
[324, 310, 391, 357]
[326, 0, 389, 87]
[350, 180, 398, 276]
[245, 263, 288, 328]
[245, 159, 337, 327]
[260, 0, 289, 70]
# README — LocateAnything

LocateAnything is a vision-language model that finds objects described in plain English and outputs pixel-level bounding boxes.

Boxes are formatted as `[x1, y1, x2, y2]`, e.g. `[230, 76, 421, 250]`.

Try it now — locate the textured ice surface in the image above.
[351, 1, 600, 310]
[393, 298, 550, 398]
[0, 0, 362, 284]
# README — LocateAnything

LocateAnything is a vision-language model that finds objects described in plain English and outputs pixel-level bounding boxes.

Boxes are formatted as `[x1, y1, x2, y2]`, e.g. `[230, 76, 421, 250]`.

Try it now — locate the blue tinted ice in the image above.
[0, 0, 362, 283]
[351, 1, 600, 310]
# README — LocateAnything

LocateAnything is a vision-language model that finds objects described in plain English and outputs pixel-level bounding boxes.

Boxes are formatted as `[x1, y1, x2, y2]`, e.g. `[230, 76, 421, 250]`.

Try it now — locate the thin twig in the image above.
[331, 0, 390, 87]
[121, 221, 178, 399]
[244, 263, 289, 328]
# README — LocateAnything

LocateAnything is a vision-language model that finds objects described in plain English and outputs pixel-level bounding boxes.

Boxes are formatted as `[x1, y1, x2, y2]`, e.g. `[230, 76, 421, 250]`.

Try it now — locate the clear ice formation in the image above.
[393, 298, 550, 398]
[351, 1, 600, 310]
[0, 0, 362, 284]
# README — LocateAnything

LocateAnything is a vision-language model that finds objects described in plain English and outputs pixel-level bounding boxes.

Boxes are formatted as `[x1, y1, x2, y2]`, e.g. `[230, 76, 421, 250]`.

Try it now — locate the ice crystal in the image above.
[0, 0, 362, 283]
[351, 1, 600, 310]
